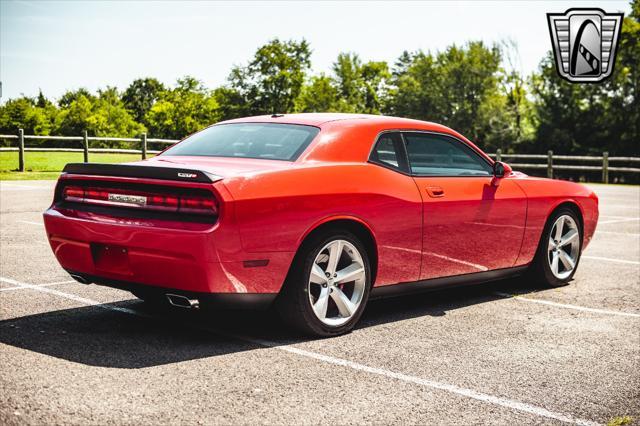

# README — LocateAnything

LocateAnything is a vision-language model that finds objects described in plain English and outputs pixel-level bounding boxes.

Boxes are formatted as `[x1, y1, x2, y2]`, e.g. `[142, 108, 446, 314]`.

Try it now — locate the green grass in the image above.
[607, 416, 634, 426]
[0, 152, 150, 180]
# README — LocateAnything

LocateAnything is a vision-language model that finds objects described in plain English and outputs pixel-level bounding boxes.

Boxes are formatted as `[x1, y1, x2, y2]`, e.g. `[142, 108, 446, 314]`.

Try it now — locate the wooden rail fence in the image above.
[1, 130, 639, 183]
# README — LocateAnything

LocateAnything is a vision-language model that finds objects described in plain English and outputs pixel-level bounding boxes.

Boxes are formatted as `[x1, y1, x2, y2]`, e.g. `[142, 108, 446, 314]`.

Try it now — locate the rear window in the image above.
[162, 123, 320, 161]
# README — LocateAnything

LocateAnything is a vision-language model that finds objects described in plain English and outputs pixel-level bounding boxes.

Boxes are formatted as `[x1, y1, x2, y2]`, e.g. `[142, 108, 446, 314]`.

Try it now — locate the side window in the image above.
[403, 133, 492, 176]
[370, 132, 407, 172]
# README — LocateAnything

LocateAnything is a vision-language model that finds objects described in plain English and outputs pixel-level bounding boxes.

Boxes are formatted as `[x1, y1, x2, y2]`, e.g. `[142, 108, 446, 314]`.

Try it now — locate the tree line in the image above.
[1, 2, 638, 156]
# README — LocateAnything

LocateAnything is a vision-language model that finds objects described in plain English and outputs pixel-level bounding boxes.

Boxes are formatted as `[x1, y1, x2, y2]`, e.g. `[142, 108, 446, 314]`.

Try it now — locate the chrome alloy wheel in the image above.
[547, 215, 580, 280]
[308, 239, 367, 327]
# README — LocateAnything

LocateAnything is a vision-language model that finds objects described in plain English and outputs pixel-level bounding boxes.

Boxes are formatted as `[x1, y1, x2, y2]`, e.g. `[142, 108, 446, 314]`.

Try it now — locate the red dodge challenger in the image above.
[44, 113, 599, 336]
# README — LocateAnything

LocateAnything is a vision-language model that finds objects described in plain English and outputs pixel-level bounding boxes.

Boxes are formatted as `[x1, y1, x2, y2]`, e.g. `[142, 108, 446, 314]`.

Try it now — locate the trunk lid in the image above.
[136, 156, 292, 178]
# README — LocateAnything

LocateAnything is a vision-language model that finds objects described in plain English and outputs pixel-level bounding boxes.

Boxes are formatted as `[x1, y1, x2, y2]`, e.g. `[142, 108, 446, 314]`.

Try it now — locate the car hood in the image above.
[131, 156, 293, 178]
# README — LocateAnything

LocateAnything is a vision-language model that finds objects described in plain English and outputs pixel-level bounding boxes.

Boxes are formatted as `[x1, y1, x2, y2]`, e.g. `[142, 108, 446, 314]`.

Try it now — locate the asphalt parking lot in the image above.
[0, 180, 638, 426]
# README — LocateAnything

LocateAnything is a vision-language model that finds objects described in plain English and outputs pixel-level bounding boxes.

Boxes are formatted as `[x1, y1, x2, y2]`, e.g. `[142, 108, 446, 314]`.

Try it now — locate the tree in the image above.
[296, 75, 340, 112]
[333, 53, 363, 112]
[145, 76, 220, 139]
[331, 53, 390, 113]
[36, 89, 52, 108]
[0, 96, 56, 137]
[392, 50, 415, 78]
[55, 87, 144, 144]
[213, 87, 250, 121]
[228, 38, 312, 114]
[387, 42, 503, 147]
[360, 61, 390, 114]
[531, 54, 614, 155]
[477, 40, 535, 153]
[122, 78, 165, 125]
[601, 8, 640, 156]
[386, 51, 439, 119]
[58, 88, 94, 108]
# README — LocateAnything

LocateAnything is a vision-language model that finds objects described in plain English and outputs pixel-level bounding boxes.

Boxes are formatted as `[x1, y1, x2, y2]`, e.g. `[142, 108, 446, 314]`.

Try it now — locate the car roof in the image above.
[216, 113, 491, 165]
[219, 113, 447, 130]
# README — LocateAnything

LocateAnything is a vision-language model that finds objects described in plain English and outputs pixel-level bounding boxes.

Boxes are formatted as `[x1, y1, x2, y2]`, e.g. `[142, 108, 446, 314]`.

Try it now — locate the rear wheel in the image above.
[530, 207, 582, 287]
[277, 230, 371, 337]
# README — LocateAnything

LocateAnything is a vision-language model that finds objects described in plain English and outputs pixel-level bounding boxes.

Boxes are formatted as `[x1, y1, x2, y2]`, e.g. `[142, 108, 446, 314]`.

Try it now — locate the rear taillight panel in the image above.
[58, 180, 219, 220]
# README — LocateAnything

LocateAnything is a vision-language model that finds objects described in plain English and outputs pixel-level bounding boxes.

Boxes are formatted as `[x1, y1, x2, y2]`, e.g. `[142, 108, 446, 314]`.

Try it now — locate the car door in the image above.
[402, 131, 527, 280]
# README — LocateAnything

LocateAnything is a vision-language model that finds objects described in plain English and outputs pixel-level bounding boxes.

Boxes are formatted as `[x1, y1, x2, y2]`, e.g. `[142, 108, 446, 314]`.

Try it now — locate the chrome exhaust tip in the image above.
[69, 274, 90, 284]
[166, 293, 200, 309]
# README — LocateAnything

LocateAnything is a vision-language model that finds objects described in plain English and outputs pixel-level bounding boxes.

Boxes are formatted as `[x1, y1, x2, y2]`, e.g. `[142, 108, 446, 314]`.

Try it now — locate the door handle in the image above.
[426, 186, 445, 198]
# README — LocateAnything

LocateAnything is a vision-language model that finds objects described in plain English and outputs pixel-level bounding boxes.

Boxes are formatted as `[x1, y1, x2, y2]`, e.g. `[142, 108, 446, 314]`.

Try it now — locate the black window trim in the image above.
[367, 129, 494, 178]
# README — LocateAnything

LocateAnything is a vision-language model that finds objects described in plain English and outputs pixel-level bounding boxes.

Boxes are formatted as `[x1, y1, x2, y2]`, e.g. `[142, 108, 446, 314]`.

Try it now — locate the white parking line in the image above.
[0, 277, 141, 316]
[595, 231, 640, 236]
[582, 255, 640, 266]
[252, 338, 599, 426]
[604, 205, 640, 210]
[0, 183, 51, 191]
[494, 292, 640, 318]
[0, 280, 76, 292]
[17, 220, 43, 226]
[598, 218, 639, 225]
[0, 276, 600, 426]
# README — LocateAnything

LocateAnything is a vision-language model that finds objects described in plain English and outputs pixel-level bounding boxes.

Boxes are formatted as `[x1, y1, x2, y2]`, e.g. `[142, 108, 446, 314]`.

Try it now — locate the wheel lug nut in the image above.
[322, 283, 327, 288]
[325, 272, 330, 277]
[333, 273, 337, 278]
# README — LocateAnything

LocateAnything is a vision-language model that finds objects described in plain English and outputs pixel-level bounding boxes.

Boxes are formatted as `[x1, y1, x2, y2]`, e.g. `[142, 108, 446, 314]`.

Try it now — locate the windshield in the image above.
[161, 123, 320, 161]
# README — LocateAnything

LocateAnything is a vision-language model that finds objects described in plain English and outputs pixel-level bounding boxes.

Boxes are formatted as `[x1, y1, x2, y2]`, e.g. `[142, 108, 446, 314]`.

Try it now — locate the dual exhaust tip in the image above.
[166, 293, 200, 309]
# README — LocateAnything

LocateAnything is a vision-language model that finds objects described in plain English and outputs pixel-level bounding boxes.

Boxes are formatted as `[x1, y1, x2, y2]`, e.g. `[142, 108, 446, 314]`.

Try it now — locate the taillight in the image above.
[62, 185, 218, 216]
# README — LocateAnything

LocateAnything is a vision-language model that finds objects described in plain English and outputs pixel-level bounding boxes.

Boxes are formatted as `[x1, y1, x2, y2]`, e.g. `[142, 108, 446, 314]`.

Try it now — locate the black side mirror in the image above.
[493, 161, 512, 178]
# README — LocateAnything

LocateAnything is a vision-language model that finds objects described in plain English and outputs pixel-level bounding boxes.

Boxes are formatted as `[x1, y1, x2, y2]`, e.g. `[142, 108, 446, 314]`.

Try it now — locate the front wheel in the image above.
[529, 208, 582, 287]
[277, 230, 371, 337]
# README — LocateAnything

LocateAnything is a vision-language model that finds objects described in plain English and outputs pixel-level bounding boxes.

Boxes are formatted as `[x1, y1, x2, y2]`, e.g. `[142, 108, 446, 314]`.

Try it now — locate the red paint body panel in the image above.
[510, 176, 599, 266]
[222, 163, 423, 285]
[43, 113, 599, 299]
[412, 176, 527, 279]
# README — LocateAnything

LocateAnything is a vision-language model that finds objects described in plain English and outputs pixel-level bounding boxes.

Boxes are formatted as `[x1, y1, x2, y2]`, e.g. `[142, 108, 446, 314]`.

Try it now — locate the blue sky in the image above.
[0, 0, 631, 101]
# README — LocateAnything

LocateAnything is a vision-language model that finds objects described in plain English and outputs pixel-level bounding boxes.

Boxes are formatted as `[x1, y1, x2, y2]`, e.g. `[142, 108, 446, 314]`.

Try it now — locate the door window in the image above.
[403, 133, 492, 176]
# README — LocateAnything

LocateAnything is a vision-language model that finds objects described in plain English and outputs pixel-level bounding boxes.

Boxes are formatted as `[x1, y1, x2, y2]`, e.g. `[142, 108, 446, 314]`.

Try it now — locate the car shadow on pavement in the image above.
[0, 277, 550, 369]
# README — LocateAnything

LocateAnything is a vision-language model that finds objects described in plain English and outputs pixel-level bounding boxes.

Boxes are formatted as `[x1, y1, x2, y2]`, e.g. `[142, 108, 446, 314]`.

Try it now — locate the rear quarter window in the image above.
[369, 132, 408, 172]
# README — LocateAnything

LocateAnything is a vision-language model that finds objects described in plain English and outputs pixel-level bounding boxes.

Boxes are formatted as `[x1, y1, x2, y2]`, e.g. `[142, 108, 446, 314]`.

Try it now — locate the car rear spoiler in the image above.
[62, 163, 222, 184]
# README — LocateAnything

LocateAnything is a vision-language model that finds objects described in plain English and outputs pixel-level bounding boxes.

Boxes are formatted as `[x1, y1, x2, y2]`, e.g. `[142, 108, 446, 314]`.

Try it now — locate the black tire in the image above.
[529, 207, 583, 287]
[276, 229, 372, 337]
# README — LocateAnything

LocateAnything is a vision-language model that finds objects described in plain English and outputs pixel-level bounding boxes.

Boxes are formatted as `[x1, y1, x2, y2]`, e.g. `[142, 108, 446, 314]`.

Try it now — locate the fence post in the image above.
[82, 131, 89, 163]
[602, 151, 609, 184]
[547, 150, 553, 179]
[141, 133, 147, 160]
[496, 148, 502, 162]
[18, 128, 25, 172]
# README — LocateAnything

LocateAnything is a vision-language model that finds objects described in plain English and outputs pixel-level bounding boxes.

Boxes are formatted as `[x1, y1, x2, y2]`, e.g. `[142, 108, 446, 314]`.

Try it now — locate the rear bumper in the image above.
[67, 270, 277, 309]
[43, 205, 293, 297]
